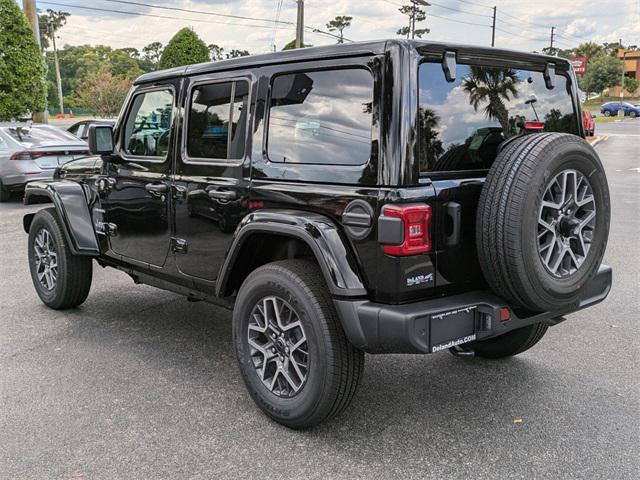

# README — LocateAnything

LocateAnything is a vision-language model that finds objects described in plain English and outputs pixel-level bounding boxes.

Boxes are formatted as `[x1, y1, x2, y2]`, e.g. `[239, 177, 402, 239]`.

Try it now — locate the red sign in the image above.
[569, 56, 587, 75]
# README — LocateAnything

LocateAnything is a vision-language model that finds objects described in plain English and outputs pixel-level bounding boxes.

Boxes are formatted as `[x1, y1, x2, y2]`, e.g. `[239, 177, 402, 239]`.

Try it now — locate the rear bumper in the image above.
[334, 265, 612, 354]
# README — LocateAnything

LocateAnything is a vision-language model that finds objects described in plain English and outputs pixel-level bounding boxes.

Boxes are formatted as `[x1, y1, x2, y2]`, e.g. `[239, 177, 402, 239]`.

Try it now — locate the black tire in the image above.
[0, 179, 11, 202]
[28, 208, 93, 309]
[603, 110, 610, 117]
[477, 133, 610, 312]
[461, 323, 548, 359]
[630, 111, 637, 118]
[233, 259, 364, 429]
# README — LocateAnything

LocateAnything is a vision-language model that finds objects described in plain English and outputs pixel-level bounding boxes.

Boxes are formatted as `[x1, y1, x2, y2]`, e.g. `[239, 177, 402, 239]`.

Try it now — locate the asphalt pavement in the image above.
[1, 124, 638, 479]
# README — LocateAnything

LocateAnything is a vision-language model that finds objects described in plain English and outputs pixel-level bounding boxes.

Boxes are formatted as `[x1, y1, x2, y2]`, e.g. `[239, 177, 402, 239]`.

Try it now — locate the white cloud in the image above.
[45, 0, 638, 54]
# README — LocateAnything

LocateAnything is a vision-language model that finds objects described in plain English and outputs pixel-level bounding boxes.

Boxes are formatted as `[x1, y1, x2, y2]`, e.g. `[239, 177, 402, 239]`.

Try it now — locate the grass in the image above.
[593, 116, 625, 123]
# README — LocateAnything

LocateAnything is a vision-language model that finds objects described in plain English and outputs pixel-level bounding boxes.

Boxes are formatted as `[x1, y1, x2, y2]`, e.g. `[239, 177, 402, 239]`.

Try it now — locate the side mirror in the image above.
[88, 125, 114, 155]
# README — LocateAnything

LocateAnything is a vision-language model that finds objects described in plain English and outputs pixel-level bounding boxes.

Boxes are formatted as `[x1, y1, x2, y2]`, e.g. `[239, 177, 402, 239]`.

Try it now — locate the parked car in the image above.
[0, 124, 89, 201]
[23, 40, 611, 428]
[67, 119, 115, 140]
[600, 101, 640, 117]
[582, 109, 595, 136]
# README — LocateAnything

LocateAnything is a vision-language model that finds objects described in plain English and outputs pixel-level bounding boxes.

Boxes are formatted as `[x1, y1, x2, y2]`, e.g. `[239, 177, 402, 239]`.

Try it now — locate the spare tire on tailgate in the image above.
[476, 133, 610, 312]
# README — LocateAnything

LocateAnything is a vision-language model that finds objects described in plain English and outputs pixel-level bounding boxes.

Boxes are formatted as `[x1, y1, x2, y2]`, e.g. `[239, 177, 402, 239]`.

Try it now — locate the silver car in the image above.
[0, 124, 89, 202]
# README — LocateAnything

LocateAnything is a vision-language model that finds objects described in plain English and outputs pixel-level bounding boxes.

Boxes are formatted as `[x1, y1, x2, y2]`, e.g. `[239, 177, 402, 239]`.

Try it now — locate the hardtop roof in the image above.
[134, 39, 572, 85]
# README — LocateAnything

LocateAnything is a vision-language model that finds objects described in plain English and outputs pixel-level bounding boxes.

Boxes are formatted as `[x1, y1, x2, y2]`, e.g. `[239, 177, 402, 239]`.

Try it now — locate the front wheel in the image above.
[233, 260, 364, 429]
[28, 208, 93, 309]
[603, 110, 611, 117]
[630, 111, 637, 118]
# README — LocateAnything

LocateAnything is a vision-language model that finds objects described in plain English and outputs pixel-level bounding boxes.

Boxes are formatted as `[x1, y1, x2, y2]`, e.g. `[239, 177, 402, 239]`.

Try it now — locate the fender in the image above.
[23, 180, 100, 256]
[217, 209, 367, 298]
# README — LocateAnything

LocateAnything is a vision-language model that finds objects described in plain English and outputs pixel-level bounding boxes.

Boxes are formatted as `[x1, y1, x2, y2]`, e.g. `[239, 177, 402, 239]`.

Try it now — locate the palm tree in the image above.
[462, 66, 520, 137]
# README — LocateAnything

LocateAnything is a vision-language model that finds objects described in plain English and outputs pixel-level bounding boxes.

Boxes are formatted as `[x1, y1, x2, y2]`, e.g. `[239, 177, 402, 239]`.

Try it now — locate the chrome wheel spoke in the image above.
[33, 228, 58, 291]
[247, 295, 308, 398]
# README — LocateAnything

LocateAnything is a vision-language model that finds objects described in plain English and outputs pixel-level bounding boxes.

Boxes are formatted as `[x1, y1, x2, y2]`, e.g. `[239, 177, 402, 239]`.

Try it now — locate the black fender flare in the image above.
[216, 209, 367, 298]
[23, 180, 100, 256]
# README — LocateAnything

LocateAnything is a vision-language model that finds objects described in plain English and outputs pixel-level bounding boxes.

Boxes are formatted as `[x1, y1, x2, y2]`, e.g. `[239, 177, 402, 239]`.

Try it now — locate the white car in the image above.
[0, 124, 89, 202]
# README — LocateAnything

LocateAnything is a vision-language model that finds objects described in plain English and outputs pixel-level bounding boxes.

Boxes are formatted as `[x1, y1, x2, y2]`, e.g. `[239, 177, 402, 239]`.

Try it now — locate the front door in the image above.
[172, 75, 253, 282]
[101, 82, 178, 267]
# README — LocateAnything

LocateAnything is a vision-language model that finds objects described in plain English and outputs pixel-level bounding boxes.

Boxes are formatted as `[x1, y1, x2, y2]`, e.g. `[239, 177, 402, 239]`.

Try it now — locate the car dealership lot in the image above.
[1, 128, 638, 479]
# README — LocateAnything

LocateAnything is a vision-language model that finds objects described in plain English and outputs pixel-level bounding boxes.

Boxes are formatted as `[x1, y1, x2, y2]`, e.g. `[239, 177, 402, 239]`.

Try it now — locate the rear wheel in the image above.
[28, 208, 93, 309]
[233, 260, 364, 429]
[630, 111, 637, 118]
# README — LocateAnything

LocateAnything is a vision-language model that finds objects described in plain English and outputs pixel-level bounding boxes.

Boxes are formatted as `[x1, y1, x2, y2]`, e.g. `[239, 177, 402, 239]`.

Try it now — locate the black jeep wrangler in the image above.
[23, 40, 612, 429]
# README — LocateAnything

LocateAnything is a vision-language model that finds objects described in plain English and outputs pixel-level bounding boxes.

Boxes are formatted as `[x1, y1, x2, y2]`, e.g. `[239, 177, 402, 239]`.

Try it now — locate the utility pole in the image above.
[295, 0, 304, 48]
[549, 26, 555, 52]
[22, 1, 46, 123]
[50, 24, 64, 116]
[619, 38, 625, 116]
[491, 6, 496, 47]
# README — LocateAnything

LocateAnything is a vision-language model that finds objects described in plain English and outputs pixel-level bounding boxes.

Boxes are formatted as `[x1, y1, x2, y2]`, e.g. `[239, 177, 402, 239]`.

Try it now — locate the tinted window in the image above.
[123, 89, 173, 158]
[3, 126, 81, 147]
[268, 69, 373, 165]
[187, 80, 249, 160]
[418, 62, 578, 173]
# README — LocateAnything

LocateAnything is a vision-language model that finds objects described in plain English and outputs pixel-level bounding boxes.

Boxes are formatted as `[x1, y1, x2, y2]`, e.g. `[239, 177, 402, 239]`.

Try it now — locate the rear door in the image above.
[417, 55, 580, 296]
[172, 73, 253, 282]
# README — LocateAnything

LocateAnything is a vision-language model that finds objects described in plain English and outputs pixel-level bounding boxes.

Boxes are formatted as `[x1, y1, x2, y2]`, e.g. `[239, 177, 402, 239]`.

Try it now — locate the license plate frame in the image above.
[429, 305, 478, 353]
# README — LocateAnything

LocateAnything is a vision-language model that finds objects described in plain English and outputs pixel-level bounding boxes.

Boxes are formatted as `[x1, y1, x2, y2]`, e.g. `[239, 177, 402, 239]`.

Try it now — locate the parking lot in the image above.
[0, 123, 638, 479]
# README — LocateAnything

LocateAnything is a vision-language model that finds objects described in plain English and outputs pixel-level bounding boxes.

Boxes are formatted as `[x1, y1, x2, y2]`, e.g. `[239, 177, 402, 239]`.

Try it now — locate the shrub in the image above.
[0, 0, 47, 119]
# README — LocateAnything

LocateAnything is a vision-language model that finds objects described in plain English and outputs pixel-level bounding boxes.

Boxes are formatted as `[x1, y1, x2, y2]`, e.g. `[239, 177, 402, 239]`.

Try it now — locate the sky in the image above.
[27, 0, 640, 54]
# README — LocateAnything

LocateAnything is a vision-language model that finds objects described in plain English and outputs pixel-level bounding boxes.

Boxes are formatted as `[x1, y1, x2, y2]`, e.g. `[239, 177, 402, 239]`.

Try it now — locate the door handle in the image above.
[145, 183, 169, 194]
[207, 188, 237, 201]
[444, 202, 461, 247]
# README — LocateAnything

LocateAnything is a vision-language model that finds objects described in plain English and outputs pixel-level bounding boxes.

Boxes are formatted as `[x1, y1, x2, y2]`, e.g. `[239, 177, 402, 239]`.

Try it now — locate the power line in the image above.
[101, 0, 293, 25]
[38, 1, 297, 30]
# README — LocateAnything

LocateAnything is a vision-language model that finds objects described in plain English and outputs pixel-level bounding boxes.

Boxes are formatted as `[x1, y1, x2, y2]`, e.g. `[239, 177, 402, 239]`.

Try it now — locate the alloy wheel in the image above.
[247, 296, 309, 398]
[537, 169, 596, 278]
[34, 228, 58, 290]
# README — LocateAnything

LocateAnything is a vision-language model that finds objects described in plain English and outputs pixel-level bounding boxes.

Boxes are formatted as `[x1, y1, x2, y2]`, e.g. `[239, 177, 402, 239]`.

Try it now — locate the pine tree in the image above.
[159, 28, 209, 70]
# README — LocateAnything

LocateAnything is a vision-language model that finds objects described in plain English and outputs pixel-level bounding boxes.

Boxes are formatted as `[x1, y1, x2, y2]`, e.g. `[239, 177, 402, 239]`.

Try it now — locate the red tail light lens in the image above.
[9, 152, 33, 161]
[382, 203, 432, 256]
[524, 121, 545, 130]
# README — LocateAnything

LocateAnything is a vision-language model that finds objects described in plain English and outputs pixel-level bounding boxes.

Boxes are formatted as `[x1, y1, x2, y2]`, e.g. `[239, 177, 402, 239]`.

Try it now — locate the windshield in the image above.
[418, 62, 578, 173]
[3, 126, 84, 148]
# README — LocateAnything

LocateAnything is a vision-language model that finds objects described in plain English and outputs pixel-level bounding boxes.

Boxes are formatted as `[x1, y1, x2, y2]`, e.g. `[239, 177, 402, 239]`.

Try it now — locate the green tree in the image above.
[75, 70, 131, 117]
[0, 0, 46, 119]
[226, 49, 250, 59]
[142, 41, 163, 70]
[208, 44, 224, 61]
[282, 39, 312, 50]
[580, 55, 622, 95]
[159, 28, 209, 69]
[397, 4, 429, 39]
[574, 42, 603, 62]
[326, 15, 352, 43]
[462, 66, 520, 137]
[624, 76, 639, 94]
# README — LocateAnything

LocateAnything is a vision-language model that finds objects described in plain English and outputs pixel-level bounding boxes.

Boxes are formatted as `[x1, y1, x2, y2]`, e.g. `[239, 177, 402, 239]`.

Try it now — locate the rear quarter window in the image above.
[418, 62, 578, 173]
[267, 68, 374, 166]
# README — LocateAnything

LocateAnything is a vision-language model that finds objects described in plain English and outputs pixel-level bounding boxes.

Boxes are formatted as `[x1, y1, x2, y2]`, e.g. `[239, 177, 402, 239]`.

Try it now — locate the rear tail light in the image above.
[381, 203, 432, 256]
[9, 150, 88, 161]
[9, 152, 35, 161]
[524, 121, 545, 131]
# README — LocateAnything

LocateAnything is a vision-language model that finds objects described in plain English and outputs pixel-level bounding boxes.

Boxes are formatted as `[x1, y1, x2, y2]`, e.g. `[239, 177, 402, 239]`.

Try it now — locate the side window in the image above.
[186, 80, 249, 161]
[267, 68, 373, 165]
[123, 89, 173, 158]
[68, 124, 79, 136]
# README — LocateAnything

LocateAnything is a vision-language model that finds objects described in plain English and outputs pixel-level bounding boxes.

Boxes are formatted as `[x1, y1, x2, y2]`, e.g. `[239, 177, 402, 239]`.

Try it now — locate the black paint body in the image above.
[24, 40, 607, 353]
